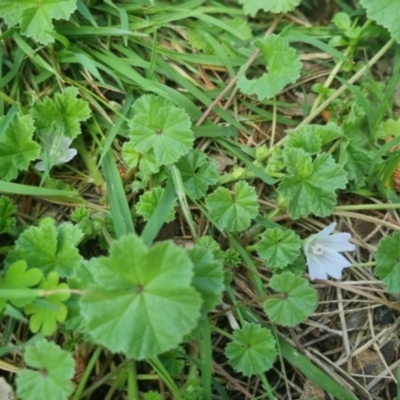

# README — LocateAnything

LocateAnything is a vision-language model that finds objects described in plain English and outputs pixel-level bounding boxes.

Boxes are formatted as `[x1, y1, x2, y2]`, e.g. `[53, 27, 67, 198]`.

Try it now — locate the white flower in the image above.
[35, 133, 77, 171]
[304, 222, 355, 280]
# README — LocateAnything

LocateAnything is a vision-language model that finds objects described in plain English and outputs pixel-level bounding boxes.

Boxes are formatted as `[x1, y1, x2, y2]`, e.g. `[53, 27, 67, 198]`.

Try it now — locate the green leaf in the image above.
[256, 228, 301, 269]
[80, 235, 202, 359]
[225, 322, 277, 376]
[188, 246, 224, 314]
[278, 149, 348, 219]
[238, 0, 301, 16]
[196, 236, 225, 264]
[285, 123, 343, 154]
[0, 0, 77, 45]
[263, 272, 318, 326]
[31, 87, 91, 139]
[375, 232, 400, 293]
[360, 0, 400, 42]
[237, 35, 301, 100]
[64, 260, 95, 333]
[0, 195, 17, 234]
[0, 260, 42, 311]
[159, 348, 185, 376]
[136, 187, 176, 223]
[206, 181, 259, 232]
[128, 95, 194, 166]
[285, 127, 322, 155]
[176, 150, 219, 200]
[0, 113, 41, 181]
[340, 142, 372, 188]
[16, 339, 75, 400]
[5, 217, 83, 278]
[24, 272, 70, 335]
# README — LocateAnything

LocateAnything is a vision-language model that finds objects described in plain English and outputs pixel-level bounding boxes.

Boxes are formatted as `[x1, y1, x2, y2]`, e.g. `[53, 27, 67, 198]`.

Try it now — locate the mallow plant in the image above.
[1, 0, 400, 399]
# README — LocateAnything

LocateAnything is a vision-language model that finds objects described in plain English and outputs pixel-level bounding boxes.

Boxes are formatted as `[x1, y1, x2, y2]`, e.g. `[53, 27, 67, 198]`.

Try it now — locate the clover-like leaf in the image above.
[16, 339, 75, 400]
[5, 217, 83, 278]
[225, 322, 277, 376]
[188, 246, 224, 313]
[31, 87, 91, 139]
[360, 0, 400, 42]
[237, 35, 301, 100]
[0, 195, 17, 234]
[263, 271, 318, 326]
[375, 232, 400, 293]
[176, 150, 219, 199]
[136, 187, 176, 222]
[238, 0, 301, 16]
[256, 228, 301, 269]
[0, 260, 42, 312]
[0, 113, 41, 181]
[128, 95, 194, 166]
[24, 272, 70, 335]
[0, 0, 77, 45]
[206, 181, 259, 232]
[80, 235, 202, 359]
[278, 149, 348, 219]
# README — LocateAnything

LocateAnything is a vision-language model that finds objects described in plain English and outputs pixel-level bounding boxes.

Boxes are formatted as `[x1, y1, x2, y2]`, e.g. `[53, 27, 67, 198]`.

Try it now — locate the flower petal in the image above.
[34, 161, 45, 172]
[62, 148, 77, 163]
[318, 249, 351, 278]
[319, 233, 355, 252]
[306, 253, 328, 280]
[314, 222, 336, 240]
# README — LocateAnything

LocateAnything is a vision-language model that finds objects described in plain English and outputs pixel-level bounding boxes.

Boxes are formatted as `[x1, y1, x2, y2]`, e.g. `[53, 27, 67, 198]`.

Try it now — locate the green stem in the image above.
[127, 360, 139, 400]
[260, 374, 277, 400]
[335, 203, 400, 211]
[74, 135, 105, 188]
[352, 261, 376, 268]
[200, 318, 212, 400]
[72, 346, 103, 400]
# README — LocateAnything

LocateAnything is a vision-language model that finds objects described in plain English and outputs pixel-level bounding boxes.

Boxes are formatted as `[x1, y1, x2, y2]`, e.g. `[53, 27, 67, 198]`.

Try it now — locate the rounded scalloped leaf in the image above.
[128, 95, 194, 166]
[238, 0, 301, 17]
[1, 0, 77, 45]
[375, 232, 400, 293]
[277, 149, 348, 219]
[237, 35, 301, 100]
[80, 235, 202, 359]
[16, 339, 75, 400]
[136, 187, 176, 223]
[188, 246, 224, 313]
[0, 113, 41, 181]
[263, 271, 318, 326]
[225, 322, 277, 376]
[5, 217, 83, 278]
[206, 180, 259, 233]
[176, 150, 219, 200]
[360, 0, 400, 43]
[256, 228, 301, 269]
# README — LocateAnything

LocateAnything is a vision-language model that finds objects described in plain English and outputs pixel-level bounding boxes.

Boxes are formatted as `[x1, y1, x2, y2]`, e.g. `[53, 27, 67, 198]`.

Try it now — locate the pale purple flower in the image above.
[35, 133, 77, 171]
[304, 222, 355, 280]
